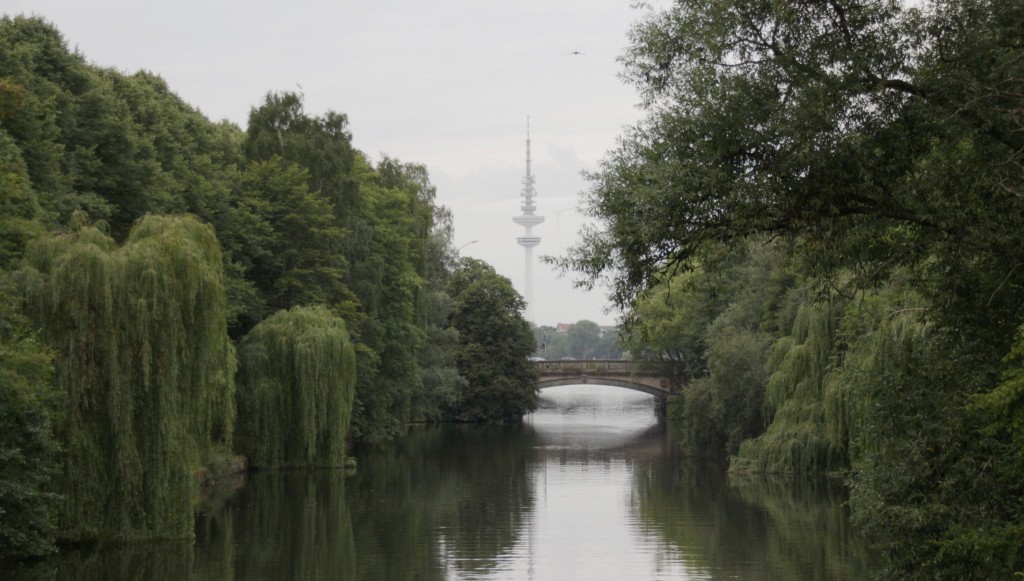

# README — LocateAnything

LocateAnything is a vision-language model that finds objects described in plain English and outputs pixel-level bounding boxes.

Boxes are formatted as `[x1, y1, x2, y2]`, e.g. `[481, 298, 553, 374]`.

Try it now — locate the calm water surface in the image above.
[11, 385, 879, 580]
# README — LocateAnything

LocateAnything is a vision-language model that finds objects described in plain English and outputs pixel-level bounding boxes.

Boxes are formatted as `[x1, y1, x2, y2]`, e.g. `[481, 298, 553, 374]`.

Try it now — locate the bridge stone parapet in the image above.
[533, 359, 675, 400]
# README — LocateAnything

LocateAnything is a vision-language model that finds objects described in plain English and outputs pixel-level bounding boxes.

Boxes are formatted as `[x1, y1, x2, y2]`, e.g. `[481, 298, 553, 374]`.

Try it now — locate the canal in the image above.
[11, 384, 879, 580]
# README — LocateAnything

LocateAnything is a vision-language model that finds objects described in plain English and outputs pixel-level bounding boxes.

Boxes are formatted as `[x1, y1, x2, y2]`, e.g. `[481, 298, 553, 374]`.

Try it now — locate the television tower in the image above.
[513, 118, 544, 323]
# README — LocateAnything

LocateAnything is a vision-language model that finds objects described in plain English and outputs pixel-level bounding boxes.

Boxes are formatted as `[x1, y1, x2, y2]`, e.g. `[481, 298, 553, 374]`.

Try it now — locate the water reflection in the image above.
[505, 385, 876, 580]
[4, 540, 196, 581]
[5, 472, 358, 581]
[195, 471, 356, 580]
[347, 423, 537, 579]
[729, 476, 876, 580]
[4, 384, 879, 580]
[631, 452, 877, 580]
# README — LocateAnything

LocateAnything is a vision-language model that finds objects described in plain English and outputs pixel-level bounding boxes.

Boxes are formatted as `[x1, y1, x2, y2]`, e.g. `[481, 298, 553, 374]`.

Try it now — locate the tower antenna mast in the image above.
[512, 116, 545, 323]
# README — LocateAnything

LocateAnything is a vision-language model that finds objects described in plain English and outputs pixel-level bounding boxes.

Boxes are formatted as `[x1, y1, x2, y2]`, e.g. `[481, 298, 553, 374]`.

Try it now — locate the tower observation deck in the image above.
[513, 119, 544, 323]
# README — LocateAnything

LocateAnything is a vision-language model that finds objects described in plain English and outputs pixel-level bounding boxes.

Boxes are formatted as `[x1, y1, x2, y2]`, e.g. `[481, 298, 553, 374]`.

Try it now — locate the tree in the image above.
[446, 259, 537, 421]
[412, 205, 467, 422]
[236, 306, 357, 468]
[556, 1, 1024, 575]
[0, 280, 58, 561]
[567, 320, 601, 359]
[532, 325, 568, 360]
[559, 0, 1024, 339]
[244, 91, 361, 239]
[0, 17, 119, 230]
[344, 155, 429, 440]
[732, 299, 843, 474]
[239, 156, 348, 317]
[533, 321, 622, 360]
[243, 93, 444, 442]
[0, 128, 45, 270]
[0, 17, 281, 337]
[14, 214, 235, 542]
[594, 329, 623, 360]
[625, 241, 793, 459]
[622, 271, 718, 382]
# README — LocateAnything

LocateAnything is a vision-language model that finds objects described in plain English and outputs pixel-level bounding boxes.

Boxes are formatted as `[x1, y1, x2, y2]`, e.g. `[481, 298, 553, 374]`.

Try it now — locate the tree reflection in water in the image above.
[347, 423, 538, 580]
[4, 388, 880, 580]
[630, 450, 879, 580]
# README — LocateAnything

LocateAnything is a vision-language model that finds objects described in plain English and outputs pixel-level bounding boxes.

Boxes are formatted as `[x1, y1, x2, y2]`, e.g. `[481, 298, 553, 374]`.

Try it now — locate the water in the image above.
[7, 385, 879, 580]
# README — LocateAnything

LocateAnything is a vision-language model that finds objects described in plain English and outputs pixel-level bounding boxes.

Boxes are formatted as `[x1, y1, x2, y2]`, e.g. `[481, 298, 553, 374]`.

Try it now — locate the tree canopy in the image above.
[0, 15, 539, 558]
[14, 215, 236, 542]
[236, 306, 356, 468]
[446, 259, 538, 422]
[564, 1, 1024, 576]
[561, 0, 1024, 336]
[0, 280, 58, 560]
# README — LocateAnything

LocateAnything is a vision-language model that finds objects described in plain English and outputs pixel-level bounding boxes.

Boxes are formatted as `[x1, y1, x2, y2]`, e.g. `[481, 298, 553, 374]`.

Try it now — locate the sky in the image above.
[4, 0, 657, 327]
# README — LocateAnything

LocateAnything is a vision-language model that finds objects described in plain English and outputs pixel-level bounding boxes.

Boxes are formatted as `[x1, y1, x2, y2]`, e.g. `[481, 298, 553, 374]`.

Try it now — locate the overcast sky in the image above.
[4, 0, 656, 327]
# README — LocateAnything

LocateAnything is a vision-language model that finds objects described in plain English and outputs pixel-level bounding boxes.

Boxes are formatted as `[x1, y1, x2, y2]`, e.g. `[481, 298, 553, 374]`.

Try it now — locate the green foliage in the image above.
[0, 281, 59, 560]
[820, 289, 1023, 579]
[839, 313, 964, 576]
[699, 323, 771, 456]
[732, 301, 843, 475]
[239, 157, 348, 315]
[412, 206, 467, 422]
[0, 16, 108, 227]
[534, 321, 622, 361]
[0, 21, 545, 555]
[622, 269, 722, 384]
[0, 17, 254, 241]
[245, 92, 358, 208]
[14, 215, 235, 542]
[0, 15, 276, 335]
[0, 128, 45, 270]
[629, 241, 794, 460]
[242, 94, 363, 314]
[566, 320, 600, 359]
[241, 92, 451, 441]
[534, 325, 567, 360]
[236, 306, 356, 468]
[967, 327, 1024, 575]
[446, 259, 537, 421]
[345, 155, 427, 440]
[0, 20, 474, 449]
[555, 0, 1024, 575]
[561, 0, 1024, 324]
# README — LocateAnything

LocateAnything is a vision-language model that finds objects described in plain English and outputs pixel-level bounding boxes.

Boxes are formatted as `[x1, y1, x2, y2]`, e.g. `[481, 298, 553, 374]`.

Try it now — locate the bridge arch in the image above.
[537, 377, 670, 399]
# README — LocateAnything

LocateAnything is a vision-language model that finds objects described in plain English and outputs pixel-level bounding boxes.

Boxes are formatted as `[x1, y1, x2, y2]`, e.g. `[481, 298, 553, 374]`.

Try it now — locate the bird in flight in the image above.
[568, 51, 585, 56]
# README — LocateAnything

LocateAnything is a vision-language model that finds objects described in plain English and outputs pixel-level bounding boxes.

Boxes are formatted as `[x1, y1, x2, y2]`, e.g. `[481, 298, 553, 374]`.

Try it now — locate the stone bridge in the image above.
[532, 359, 675, 401]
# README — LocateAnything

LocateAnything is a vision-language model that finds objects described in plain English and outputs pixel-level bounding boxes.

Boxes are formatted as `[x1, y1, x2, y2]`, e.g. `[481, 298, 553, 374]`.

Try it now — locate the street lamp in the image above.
[456, 240, 478, 253]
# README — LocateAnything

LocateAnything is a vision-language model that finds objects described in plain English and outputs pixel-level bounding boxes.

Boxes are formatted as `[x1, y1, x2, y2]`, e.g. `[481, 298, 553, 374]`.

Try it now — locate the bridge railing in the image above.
[534, 359, 635, 374]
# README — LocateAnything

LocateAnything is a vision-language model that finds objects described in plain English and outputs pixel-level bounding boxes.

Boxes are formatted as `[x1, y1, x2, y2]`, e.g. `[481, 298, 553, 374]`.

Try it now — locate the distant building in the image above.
[555, 322, 572, 333]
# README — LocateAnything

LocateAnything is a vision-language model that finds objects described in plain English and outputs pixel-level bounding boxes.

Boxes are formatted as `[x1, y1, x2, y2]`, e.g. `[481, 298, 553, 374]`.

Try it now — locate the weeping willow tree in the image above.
[236, 305, 356, 468]
[825, 289, 1024, 578]
[731, 300, 845, 474]
[14, 214, 236, 542]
